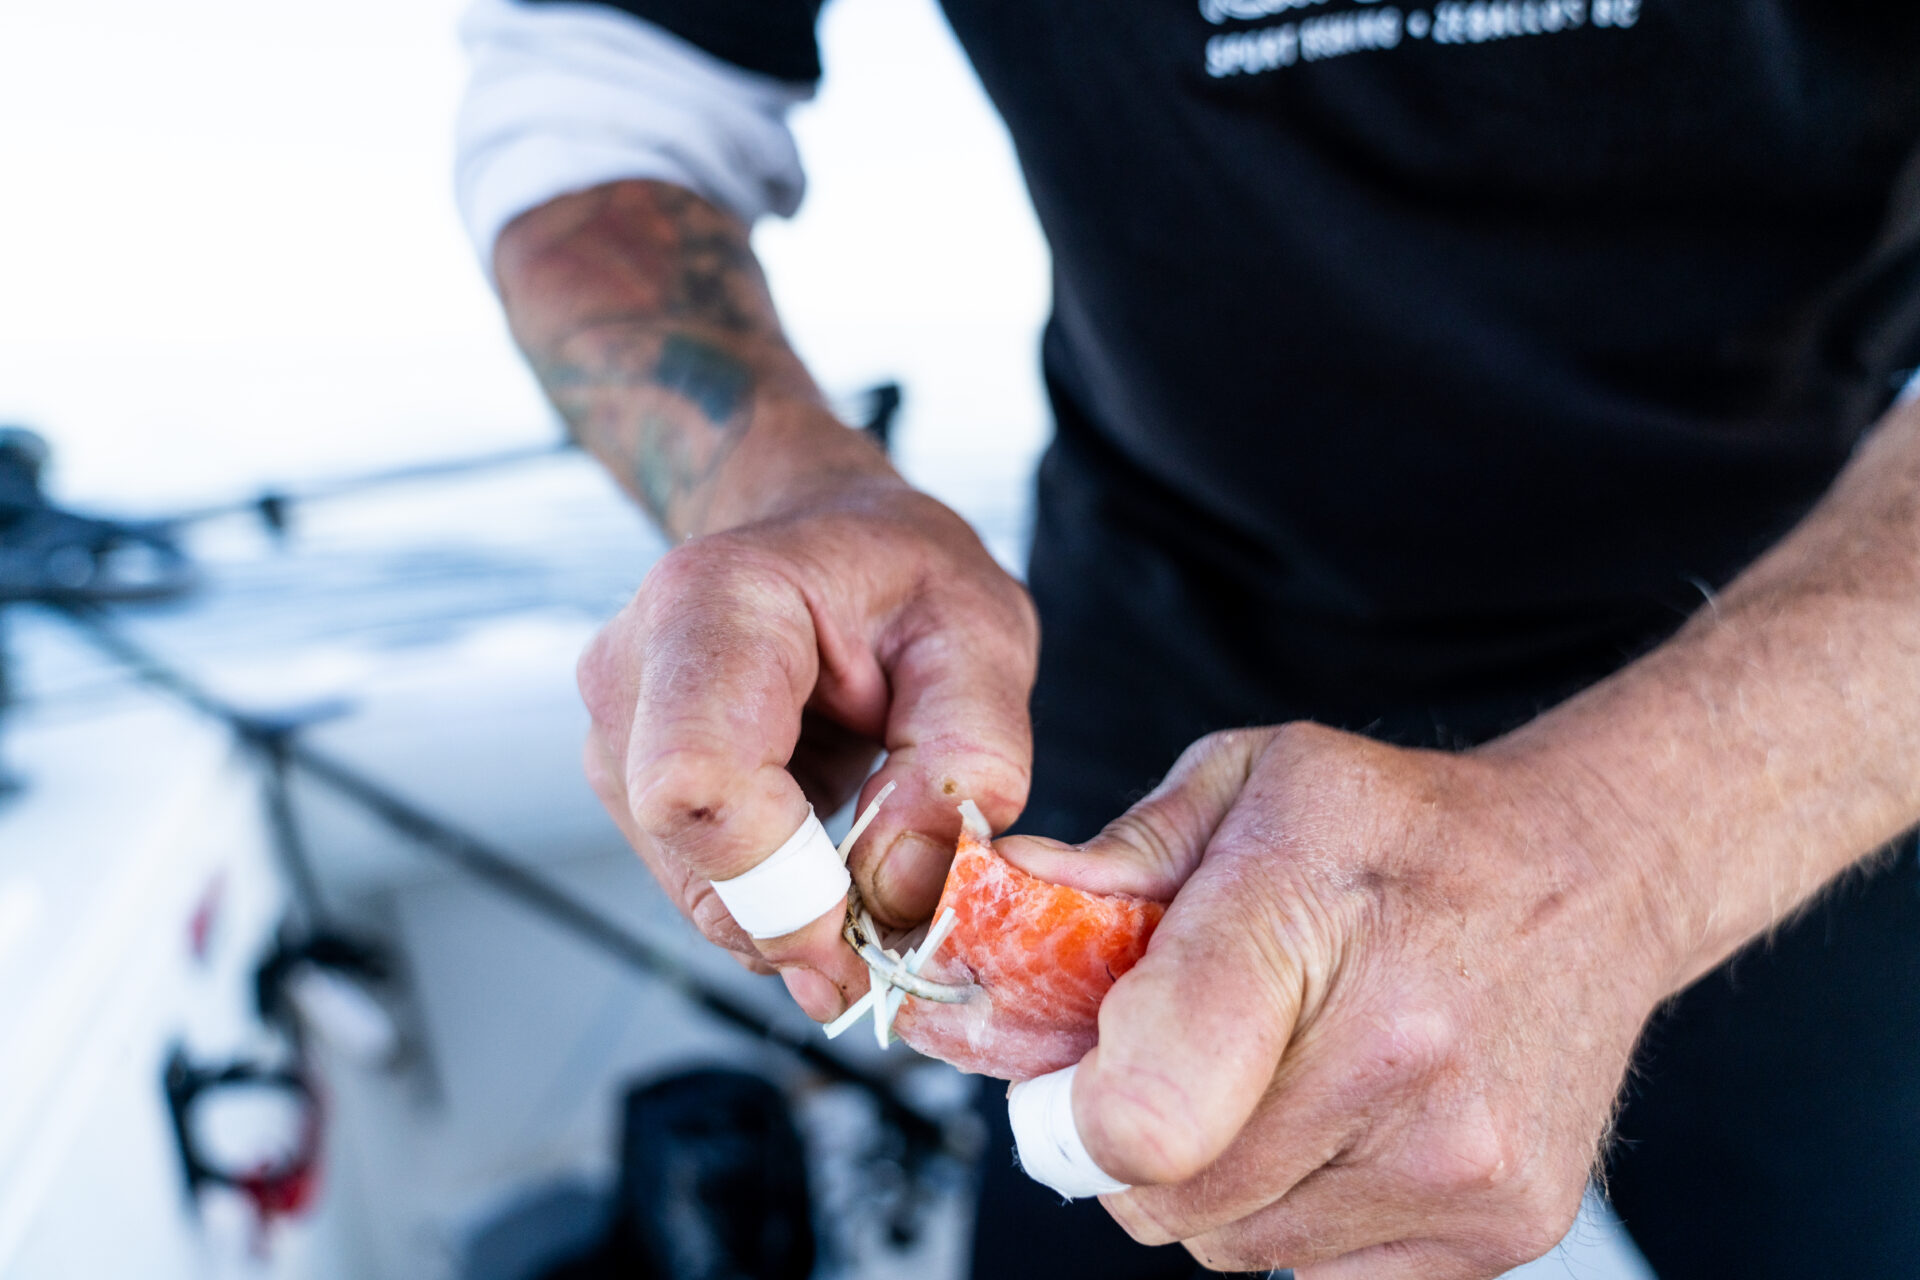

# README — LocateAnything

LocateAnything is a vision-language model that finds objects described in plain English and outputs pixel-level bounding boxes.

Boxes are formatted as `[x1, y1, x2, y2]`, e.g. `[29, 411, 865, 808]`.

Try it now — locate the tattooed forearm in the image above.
[537, 324, 758, 531]
[653, 332, 751, 424]
[497, 180, 820, 538]
[651, 188, 763, 335]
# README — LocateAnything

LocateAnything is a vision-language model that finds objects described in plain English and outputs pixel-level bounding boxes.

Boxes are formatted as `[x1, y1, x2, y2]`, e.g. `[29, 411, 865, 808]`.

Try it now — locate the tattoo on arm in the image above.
[538, 328, 756, 534]
[506, 182, 804, 537]
[654, 332, 751, 423]
[631, 335, 754, 526]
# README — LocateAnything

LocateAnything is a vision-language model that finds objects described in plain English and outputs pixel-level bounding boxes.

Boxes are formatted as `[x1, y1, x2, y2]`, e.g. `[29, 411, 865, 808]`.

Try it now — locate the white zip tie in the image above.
[822, 989, 878, 1039]
[869, 963, 891, 1049]
[837, 781, 897, 864]
[825, 796, 982, 1047]
[916, 907, 959, 967]
[824, 906, 963, 1044]
[878, 906, 960, 1043]
[957, 798, 991, 841]
[877, 953, 912, 1043]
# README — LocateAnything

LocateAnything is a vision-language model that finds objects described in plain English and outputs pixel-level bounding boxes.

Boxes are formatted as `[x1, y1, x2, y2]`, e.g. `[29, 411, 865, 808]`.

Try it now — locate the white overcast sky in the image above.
[0, 0, 1050, 514]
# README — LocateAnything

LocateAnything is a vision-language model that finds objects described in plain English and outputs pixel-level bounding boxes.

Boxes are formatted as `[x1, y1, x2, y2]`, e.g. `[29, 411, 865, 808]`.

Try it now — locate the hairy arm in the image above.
[494, 178, 893, 537]
[1499, 394, 1920, 988]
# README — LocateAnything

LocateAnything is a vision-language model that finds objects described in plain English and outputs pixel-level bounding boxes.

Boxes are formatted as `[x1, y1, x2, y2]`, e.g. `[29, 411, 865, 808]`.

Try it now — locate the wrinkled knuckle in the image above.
[637, 540, 722, 600]
[1102, 1196, 1182, 1248]
[1079, 1067, 1217, 1187]
[1270, 718, 1339, 755]
[580, 738, 620, 805]
[1408, 1116, 1515, 1200]
[1215, 725, 1278, 753]
[640, 538, 787, 617]
[1181, 1235, 1259, 1274]
[1505, 1173, 1583, 1258]
[645, 541, 733, 591]
[1004, 581, 1041, 649]
[1191, 727, 1247, 758]
[1103, 810, 1179, 872]
[629, 752, 733, 844]
[1483, 1198, 1574, 1273]
[686, 882, 750, 951]
[575, 630, 628, 729]
[964, 748, 1031, 818]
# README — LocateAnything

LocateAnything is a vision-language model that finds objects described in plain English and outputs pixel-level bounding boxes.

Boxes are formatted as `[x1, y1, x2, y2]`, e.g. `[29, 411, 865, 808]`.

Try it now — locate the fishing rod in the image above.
[146, 381, 902, 539]
[157, 438, 576, 537]
[50, 601, 954, 1157]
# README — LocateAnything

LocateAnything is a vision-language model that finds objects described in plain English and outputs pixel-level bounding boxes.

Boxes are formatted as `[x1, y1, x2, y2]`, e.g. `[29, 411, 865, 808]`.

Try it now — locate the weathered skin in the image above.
[894, 824, 1163, 1081]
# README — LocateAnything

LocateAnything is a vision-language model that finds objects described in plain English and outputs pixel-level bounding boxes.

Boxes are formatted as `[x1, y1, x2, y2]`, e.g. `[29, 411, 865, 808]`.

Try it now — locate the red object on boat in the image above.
[893, 820, 1162, 1081]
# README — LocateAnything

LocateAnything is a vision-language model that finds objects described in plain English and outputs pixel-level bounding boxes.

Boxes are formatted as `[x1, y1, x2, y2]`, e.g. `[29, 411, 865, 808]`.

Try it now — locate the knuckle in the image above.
[1181, 1234, 1261, 1274]
[686, 881, 754, 953]
[1079, 1064, 1219, 1187]
[1479, 1205, 1574, 1273]
[1171, 728, 1264, 782]
[1002, 580, 1041, 651]
[1102, 1195, 1183, 1248]
[1405, 1114, 1514, 1199]
[905, 732, 1030, 823]
[1270, 718, 1339, 755]
[640, 536, 788, 611]
[1501, 1174, 1583, 1260]
[1193, 726, 1263, 757]
[1266, 720, 1384, 797]
[636, 539, 725, 601]
[1101, 809, 1182, 877]
[580, 738, 620, 807]
[960, 745, 1031, 818]
[575, 627, 629, 729]
[635, 542, 813, 673]
[628, 751, 734, 843]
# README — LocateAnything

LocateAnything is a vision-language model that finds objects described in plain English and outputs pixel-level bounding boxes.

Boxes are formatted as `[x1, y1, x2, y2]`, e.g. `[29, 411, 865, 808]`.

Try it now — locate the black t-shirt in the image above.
[552, 0, 1920, 691]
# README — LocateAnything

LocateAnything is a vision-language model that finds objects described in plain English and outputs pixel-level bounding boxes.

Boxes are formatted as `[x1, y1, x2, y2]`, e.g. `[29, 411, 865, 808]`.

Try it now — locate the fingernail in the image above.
[873, 831, 951, 923]
[780, 966, 845, 1022]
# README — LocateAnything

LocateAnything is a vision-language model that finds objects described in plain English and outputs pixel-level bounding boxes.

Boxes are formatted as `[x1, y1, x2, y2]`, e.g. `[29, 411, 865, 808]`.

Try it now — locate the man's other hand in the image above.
[1005, 724, 1672, 1278]
[577, 476, 1038, 1022]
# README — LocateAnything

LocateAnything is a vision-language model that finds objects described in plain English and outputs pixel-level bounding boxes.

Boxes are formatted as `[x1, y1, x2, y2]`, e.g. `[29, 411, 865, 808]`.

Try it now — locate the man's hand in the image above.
[1004, 724, 1673, 1277]
[495, 180, 1038, 1019]
[998, 392, 1920, 1275]
[577, 476, 1037, 1018]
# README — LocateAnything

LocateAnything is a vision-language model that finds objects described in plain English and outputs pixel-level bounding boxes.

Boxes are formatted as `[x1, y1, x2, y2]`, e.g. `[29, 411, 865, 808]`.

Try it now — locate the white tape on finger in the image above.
[1009, 1064, 1131, 1200]
[708, 808, 849, 940]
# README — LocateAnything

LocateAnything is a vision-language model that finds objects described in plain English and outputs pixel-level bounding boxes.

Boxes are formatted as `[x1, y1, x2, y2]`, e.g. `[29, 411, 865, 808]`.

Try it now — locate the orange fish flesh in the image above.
[892, 816, 1163, 1081]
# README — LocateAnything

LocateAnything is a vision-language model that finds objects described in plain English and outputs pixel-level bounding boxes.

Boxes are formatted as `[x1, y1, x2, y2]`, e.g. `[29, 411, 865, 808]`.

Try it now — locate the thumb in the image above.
[1002, 727, 1280, 901]
[1070, 772, 1309, 1187]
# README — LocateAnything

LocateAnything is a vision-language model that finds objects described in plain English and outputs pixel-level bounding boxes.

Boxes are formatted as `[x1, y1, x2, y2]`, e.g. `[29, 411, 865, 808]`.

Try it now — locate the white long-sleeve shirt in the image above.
[453, 0, 811, 276]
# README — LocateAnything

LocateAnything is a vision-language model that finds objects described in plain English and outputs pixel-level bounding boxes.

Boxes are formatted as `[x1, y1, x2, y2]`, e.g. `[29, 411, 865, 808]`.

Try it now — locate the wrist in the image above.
[697, 394, 905, 536]
[1475, 733, 1701, 1001]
